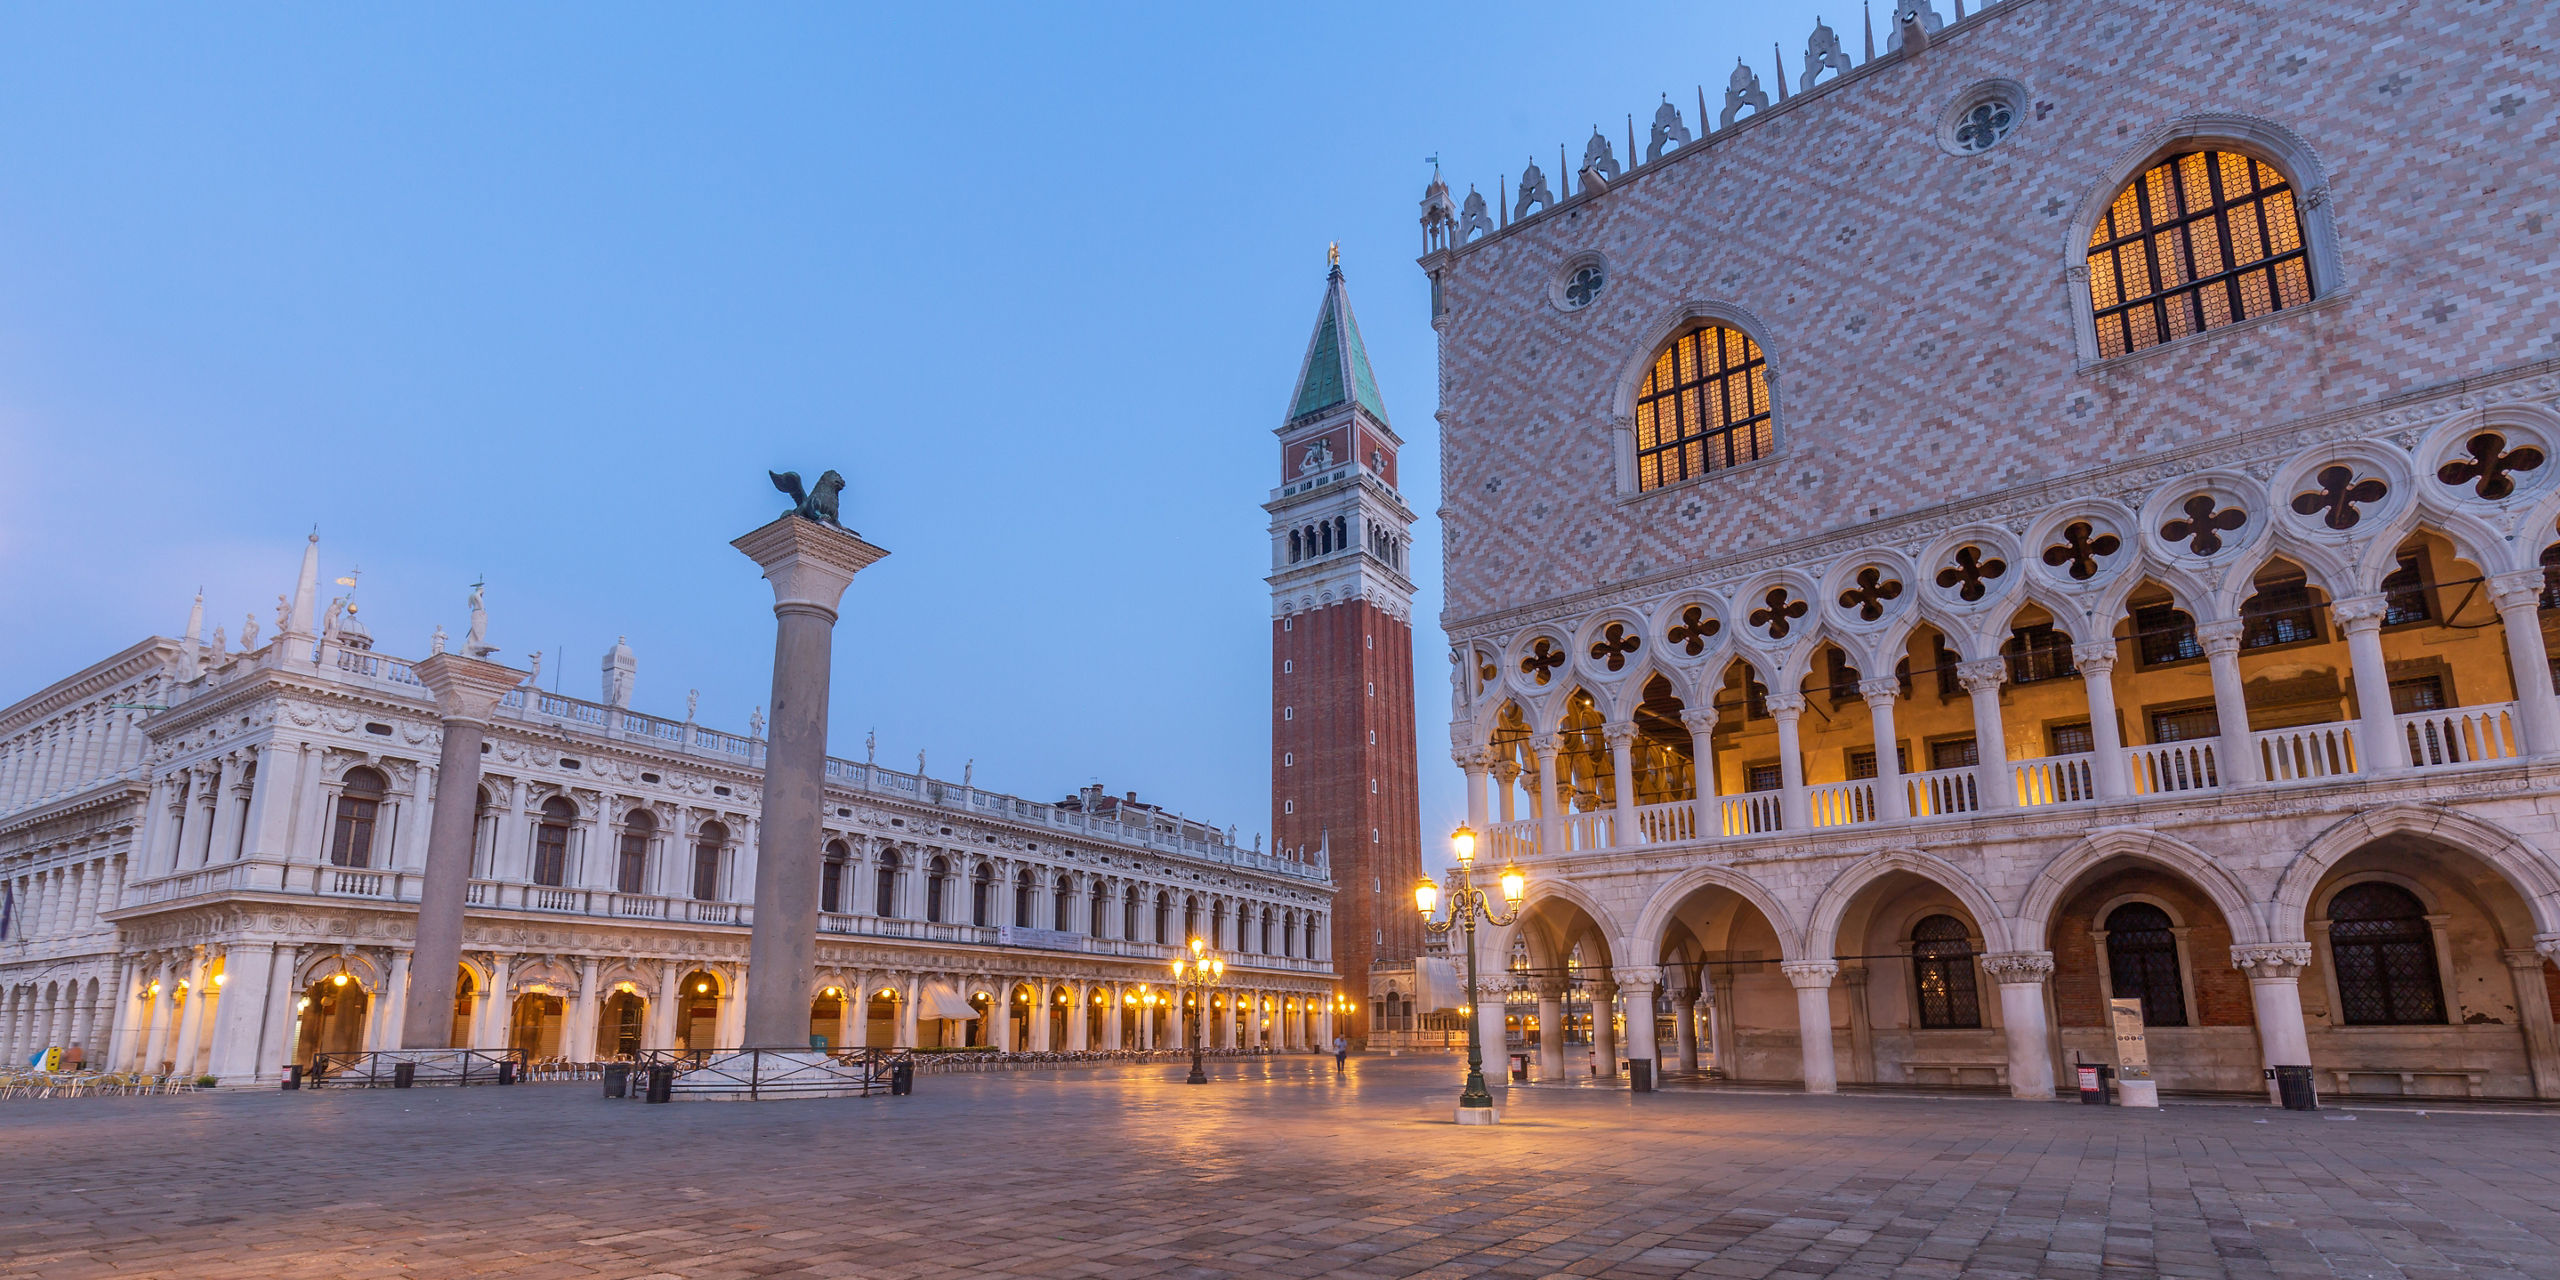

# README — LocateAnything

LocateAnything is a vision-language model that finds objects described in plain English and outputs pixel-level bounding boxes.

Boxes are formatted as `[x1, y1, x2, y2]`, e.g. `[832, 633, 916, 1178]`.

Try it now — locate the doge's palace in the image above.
[0, 537, 1337, 1084]
[1418, 0, 2560, 1101]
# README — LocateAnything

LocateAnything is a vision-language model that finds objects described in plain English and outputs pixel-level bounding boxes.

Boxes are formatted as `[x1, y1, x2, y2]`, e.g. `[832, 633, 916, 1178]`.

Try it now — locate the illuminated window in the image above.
[1633, 324, 1773, 491]
[1911, 914, 1980, 1029]
[2086, 149, 2312, 358]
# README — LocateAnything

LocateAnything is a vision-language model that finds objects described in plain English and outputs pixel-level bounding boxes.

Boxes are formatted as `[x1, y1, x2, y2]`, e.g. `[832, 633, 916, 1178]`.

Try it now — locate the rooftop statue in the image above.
[769, 469, 848, 529]
[463, 583, 497, 659]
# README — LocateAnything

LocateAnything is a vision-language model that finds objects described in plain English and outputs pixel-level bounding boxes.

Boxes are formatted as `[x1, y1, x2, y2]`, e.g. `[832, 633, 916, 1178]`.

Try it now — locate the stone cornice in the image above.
[0, 636, 179, 734]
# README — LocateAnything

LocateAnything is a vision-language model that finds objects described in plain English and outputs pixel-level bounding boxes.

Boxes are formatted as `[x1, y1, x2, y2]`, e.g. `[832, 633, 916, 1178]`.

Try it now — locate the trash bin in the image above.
[282, 1063, 302, 1091]
[1629, 1058, 1653, 1093]
[644, 1063, 675, 1103]
[2270, 1064, 2318, 1111]
[1510, 1053, 1529, 1082]
[392, 1061, 416, 1089]
[2076, 1063, 2114, 1105]
[890, 1060, 914, 1096]
[497, 1059, 517, 1087]
[603, 1062, 632, 1099]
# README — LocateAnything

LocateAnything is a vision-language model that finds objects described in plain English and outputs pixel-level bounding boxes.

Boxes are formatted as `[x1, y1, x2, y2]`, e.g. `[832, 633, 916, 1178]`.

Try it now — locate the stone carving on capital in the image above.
[2328, 595, 2390, 633]
[1854, 676, 1903, 707]
[1954, 658, 2007, 695]
[1978, 951, 2055, 984]
[2195, 618, 2247, 658]
[2230, 941, 2315, 979]
[2488, 570, 2550, 614]
[2067, 641, 2120, 675]
[1779, 960, 1837, 988]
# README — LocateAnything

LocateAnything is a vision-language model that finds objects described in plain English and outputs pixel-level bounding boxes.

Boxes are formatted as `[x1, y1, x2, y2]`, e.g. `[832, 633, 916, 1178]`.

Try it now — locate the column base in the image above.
[1454, 1103, 1502, 1125]
[2117, 1079, 2160, 1108]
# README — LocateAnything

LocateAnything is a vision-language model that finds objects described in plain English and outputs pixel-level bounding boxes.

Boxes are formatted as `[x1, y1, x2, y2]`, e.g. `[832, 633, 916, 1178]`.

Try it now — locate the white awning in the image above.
[918, 980, 979, 1022]
[1415, 956, 1465, 1013]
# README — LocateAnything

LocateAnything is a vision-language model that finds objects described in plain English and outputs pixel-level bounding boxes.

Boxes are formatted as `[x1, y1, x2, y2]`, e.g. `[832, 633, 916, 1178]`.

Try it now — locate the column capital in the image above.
[1614, 974, 1658, 995]
[2196, 618, 2247, 656]
[2329, 594, 2391, 633]
[2536, 933, 2560, 965]
[2230, 941, 2315, 979]
[2489, 569, 2549, 614]
[408, 653, 527, 728]
[1493, 759, 1521, 782]
[1955, 658, 2007, 694]
[1762, 692, 1806, 718]
[1779, 960, 1837, 989]
[2502, 947, 2550, 974]
[2068, 641, 2120, 675]
[1679, 707, 1721, 736]
[1856, 677, 1902, 706]
[1979, 951, 2055, 984]
[1602, 721, 1639, 748]
[731, 515, 890, 620]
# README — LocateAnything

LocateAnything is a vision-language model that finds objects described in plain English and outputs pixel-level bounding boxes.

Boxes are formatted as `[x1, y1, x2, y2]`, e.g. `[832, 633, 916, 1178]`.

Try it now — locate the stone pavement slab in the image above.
[5, 1055, 2560, 1278]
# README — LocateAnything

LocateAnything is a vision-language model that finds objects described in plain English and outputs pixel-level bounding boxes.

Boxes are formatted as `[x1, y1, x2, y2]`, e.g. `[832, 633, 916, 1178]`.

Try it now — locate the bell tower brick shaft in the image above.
[732, 515, 887, 1050]
[1264, 259, 1421, 1042]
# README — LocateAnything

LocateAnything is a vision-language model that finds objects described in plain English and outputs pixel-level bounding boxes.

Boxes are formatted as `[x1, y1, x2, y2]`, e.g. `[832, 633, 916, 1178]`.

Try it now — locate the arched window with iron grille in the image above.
[2104, 902, 2188, 1026]
[2085, 149, 2312, 358]
[1633, 324, 1773, 491]
[1911, 914, 1981, 1029]
[2328, 882, 2445, 1025]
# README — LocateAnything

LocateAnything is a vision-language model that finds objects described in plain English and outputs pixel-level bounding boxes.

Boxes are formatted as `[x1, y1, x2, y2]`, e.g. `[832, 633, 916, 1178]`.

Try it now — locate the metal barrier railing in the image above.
[621, 1046, 901, 1100]
[307, 1048, 525, 1088]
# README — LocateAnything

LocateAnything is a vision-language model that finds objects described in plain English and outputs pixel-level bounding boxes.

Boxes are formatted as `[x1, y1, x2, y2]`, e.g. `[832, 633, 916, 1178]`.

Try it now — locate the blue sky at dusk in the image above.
[0, 2, 1847, 849]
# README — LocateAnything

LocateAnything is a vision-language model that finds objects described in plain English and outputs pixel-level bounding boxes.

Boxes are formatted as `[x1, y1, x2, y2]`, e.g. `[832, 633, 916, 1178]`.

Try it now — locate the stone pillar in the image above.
[1591, 978, 1619, 1076]
[1494, 762, 1519, 823]
[2198, 620, 2259, 786]
[1603, 723, 1643, 847]
[401, 653, 524, 1048]
[650, 963, 679, 1051]
[2071, 642, 2132, 799]
[1535, 981, 1565, 1080]
[1858, 678, 1909, 821]
[1461, 753, 1490, 832]
[1765, 694, 1811, 831]
[568, 957, 602, 1061]
[732, 514, 887, 1049]
[1981, 952, 2058, 1100]
[479, 953, 514, 1049]
[2490, 572, 2560, 757]
[2508, 948, 2560, 1099]
[169, 948, 211, 1076]
[206, 943, 278, 1083]
[1105, 986, 1124, 1050]
[1782, 961, 1838, 1094]
[372, 948, 411, 1051]
[1681, 709, 1720, 839]
[1708, 969, 1739, 1079]
[1532, 738, 1564, 856]
[1843, 966, 1874, 1084]
[1955, 659, 2014, 809]
[2333, 597, 2407, 773]
[1672, 988, 1699, 1072]
[257, 944, 302, 1079]
[2233, 943, 2315, 1104]
[898, 974, 921, 1048]
[1618, 976, 1658, 1079]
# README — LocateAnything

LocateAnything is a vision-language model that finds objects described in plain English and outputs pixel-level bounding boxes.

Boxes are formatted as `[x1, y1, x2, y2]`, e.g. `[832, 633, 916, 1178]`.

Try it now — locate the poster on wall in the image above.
[2108, 997, 2160, 1107]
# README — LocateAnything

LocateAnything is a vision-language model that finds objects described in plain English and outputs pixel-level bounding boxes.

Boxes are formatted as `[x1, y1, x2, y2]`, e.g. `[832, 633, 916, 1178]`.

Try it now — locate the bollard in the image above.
[644, 1063, 675, 1103]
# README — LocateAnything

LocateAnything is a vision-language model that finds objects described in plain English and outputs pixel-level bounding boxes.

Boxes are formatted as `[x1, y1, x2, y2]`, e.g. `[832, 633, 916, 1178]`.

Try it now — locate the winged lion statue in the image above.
[769, 469, 849, 529]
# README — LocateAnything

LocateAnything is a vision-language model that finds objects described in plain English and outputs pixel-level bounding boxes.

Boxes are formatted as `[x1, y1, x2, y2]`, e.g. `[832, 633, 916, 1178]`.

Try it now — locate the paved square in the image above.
[7, 1056, 2560, 1279]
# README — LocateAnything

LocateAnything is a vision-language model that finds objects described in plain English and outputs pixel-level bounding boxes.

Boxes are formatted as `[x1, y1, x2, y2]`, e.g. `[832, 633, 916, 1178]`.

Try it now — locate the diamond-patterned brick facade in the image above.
[1426, 0, 2560, 630]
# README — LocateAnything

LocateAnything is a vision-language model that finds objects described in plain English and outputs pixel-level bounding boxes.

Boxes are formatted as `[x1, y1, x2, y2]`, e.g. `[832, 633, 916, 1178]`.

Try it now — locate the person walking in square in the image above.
[1333, 1035, 1347, 1073]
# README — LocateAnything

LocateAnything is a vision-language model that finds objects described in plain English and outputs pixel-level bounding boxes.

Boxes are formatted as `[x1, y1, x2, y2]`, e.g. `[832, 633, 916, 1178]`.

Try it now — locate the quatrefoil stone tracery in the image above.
[1667, 605, 1722, 655]
[2161, 494, 2248, 556]
[2041, 521, 2122, 580]
[1748, 587, 1810, 639]
[1837, 567, 1905, 621]
[2438, 432, 2545, 501]
[1935, 546, 2007, 602]
[1519, 638, 1567, 686]
[2289, 465, 2388, 531]
[1589, 622, 1642, 671]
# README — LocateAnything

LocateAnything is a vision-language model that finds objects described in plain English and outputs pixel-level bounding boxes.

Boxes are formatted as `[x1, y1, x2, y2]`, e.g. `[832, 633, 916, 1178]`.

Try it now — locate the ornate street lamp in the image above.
[1416, 824, 1526, 1123]
[1170, 935, 1225, 1085]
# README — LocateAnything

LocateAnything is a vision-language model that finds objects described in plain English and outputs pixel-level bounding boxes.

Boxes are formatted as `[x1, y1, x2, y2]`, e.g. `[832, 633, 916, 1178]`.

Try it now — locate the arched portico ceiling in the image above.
[1629, 863, 1804, 964]
[2275, 804, 2560, 943]
[1807, 848, 2012, 957]
[2015, 827, 2265, 946]
[1488, 879, 1628, 974]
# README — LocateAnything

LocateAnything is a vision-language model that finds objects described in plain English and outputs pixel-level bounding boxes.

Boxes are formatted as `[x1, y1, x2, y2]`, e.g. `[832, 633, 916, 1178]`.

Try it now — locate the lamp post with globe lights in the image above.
[1415, 824, 1525, 1123]
[1171, 936, 1224, 1084]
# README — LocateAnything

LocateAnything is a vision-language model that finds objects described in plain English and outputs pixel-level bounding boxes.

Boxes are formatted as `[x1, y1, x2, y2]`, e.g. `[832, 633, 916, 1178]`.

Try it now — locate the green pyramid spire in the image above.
[1286, 262, 1389, 427]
